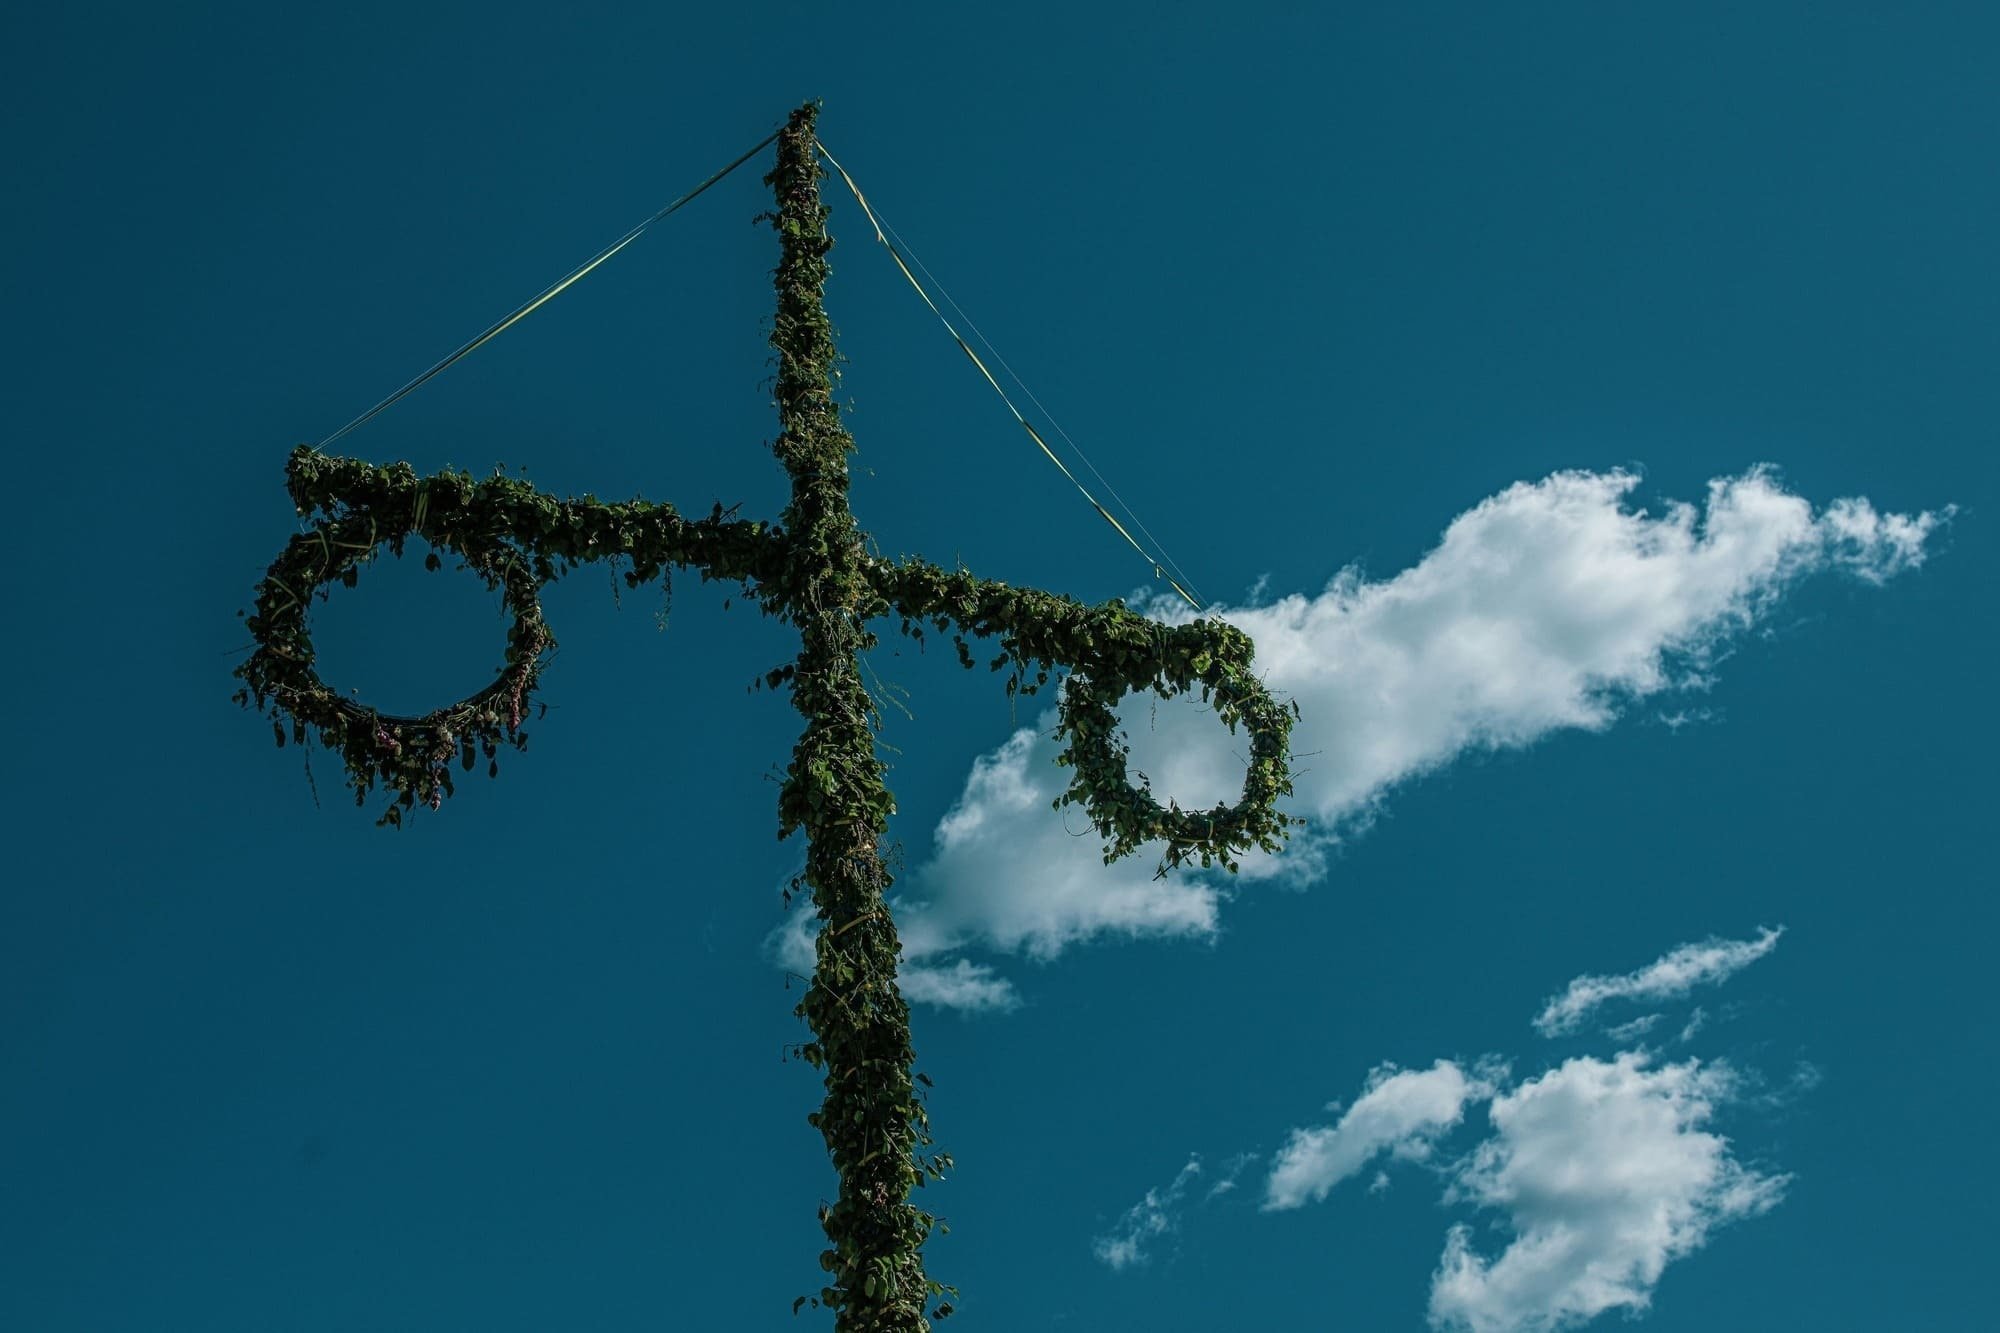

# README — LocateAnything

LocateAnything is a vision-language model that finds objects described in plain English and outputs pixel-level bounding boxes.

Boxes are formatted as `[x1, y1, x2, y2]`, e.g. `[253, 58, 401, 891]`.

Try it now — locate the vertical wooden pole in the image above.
[767, 102, 942, 1331]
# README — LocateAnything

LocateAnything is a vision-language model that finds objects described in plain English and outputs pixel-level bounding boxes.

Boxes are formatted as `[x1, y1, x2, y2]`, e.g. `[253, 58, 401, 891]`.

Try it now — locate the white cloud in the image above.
[1205, 1151, 1259, 1200]
[1428, 1054, 1789, 1332]
[894, 958, 1020, 1012]
[1093, 1155, 1203, 1271]
[892, 731, 1226, 964]
[884, 469, 1941, 1006]
[771, 905, 816, 976]
[1603, 1014, 1665, 1043]
[1264, 1061, 1493, 1210]
[767, 907, 1022, 1012]
[1532, 928, 1783, 1037]
[1094, 1151, 1261, 1270]
[1130, 937, 1797, 1325]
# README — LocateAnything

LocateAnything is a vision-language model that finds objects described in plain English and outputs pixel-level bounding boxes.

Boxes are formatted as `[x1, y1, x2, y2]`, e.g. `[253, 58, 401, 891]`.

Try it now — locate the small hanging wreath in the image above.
[864, 562, 1299, 875]
[1053, 640, 1296, 874]
[234, 502, 553, 826]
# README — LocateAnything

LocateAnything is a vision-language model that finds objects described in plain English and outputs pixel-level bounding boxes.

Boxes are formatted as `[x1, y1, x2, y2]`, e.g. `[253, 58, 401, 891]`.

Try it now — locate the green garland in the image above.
[868, 562, 1296, 873]
[233, 448, 780, 826]
[234, 103, 1296, 1329]
[235, 452, 1295, 866]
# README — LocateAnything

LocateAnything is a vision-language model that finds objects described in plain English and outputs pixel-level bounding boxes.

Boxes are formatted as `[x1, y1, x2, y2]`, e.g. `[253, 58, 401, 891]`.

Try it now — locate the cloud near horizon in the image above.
[772, 467, 1944, 1008]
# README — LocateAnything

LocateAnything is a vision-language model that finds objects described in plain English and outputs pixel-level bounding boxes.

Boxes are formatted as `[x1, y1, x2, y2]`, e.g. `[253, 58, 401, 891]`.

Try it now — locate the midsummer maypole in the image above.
[235, 101, 1296, 1329]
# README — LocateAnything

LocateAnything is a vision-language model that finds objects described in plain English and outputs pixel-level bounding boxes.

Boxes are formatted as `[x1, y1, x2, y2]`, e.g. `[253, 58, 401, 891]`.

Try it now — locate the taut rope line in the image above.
[316, 125, 781, 450]
[815, 137, 1205, 611]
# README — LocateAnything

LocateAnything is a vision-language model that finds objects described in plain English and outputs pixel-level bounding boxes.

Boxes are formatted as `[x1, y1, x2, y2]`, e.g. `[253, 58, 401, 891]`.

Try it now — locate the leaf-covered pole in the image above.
[234, 99, 1298, 1328]
[764, 103, 944, 1329]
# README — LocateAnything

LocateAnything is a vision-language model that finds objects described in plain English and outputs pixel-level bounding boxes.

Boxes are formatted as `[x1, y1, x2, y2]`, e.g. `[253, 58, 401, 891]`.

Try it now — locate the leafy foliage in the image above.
[233, 448, 779, 824]
[871, 562, 1297, 874]
[233, 102, 1296, 1329]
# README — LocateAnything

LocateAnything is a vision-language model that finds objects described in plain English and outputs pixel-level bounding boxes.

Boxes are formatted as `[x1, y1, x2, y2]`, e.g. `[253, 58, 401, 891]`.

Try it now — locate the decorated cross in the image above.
[235, 104, 1295, 1330]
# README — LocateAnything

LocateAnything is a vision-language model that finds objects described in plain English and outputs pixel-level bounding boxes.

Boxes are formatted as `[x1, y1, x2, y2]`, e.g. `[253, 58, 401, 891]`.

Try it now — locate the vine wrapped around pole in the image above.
[764, 103, 948, 1329]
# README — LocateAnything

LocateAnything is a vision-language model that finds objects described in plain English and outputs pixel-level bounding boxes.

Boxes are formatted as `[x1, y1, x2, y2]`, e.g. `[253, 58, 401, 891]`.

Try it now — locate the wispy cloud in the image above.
[1429, 1054, 1788, 1332]
[1205, 1151, 1259, 1200]
[1604, 1014, 1666, 1043]
[1264, 1061, 1496, 1211]
[859, 469, 1941, 1007]
[1093, 1151, 1263, 1271]
[893, 958, 1021, 1013]
[1532, 927, 1783, 1037]
[1092, 1155, 1204, 1271]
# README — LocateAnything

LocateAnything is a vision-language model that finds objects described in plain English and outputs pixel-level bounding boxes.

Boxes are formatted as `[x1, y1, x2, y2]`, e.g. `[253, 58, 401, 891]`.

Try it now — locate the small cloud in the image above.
[1655, 707, 1718, 731]
[1264, 1061, 1493, 1211]
[1678, 1007, 1708, 1043]
[766, 906, 1018, 1013]
[897, 959, 1020, 1013]
[767, 902, 818, 976]
[1534, 928, 1783, 1037]
[1818, 497, 1952, 584]
[1742, 1060, 1826, 1111]
[1428, 1053, 1789, 1332]
[1205, 1152, 1259, 1201]
[1605, 1013, 1666, 1043]
[1093, 1156, 1202, 1271]
[1095, 1151, 1263, 1268]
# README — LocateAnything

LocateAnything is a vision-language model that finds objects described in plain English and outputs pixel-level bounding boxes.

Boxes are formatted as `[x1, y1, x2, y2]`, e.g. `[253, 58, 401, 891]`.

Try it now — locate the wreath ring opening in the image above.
[1056, 647, 1294, 872]
[236, 512, 554, 824]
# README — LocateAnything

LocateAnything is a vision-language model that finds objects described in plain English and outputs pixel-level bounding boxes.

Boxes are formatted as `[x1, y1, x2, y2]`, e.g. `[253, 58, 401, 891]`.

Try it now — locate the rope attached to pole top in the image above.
[814, 137, 1206, 612]
[299, 110, 1209, 613]
[314, 124, 780, 450]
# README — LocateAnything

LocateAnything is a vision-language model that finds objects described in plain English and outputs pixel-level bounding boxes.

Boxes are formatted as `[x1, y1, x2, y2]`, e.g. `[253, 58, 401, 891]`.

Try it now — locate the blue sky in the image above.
[3, 3, 1992, 1329]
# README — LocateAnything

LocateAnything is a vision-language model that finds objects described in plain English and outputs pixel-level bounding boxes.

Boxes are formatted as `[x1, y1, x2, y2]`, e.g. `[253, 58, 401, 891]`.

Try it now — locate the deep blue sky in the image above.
[3, 4, 1991, 1330]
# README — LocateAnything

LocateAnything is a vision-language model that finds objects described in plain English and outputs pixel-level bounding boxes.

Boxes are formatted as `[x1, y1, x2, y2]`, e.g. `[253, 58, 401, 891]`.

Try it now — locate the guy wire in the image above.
[877, 213, 1206, 609]
[815, 137, 1207, 611]
[315, 123, 781, 451]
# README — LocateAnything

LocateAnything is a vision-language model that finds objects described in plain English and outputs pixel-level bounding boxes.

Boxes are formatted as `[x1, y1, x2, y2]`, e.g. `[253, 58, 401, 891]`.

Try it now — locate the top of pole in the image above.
[766, 101, 850, 492]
